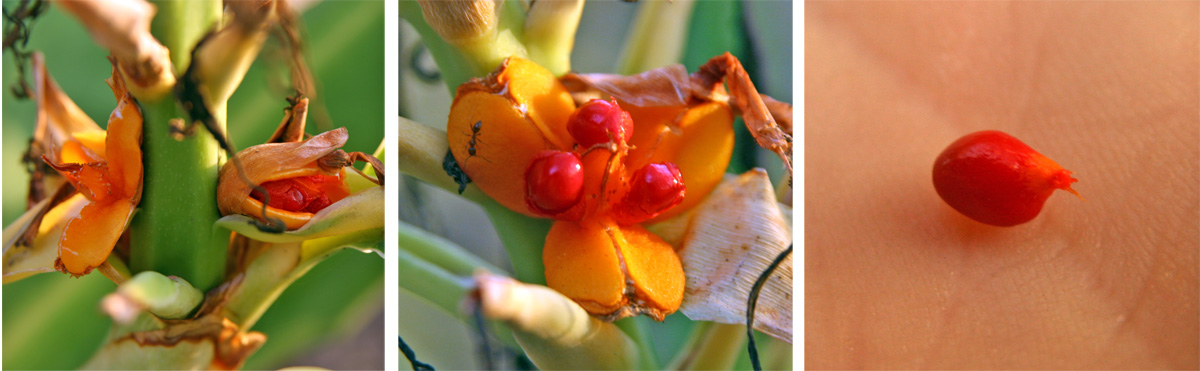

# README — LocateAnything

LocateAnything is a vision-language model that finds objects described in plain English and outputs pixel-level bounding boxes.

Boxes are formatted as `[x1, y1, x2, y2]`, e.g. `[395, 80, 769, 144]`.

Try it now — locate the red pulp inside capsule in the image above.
[252, 173, 350, 214]
[932, 130, 1079, 227]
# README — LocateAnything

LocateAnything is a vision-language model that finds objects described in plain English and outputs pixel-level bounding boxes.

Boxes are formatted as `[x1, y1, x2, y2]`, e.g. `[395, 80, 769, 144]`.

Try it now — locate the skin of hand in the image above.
[805, 2, 1198, 369]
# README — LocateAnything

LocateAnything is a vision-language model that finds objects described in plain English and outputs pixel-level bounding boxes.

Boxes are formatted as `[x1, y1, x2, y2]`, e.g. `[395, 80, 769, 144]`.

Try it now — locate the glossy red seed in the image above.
[613, 162, 686, 224]
[932, 130, 1079, 227]
[566, 98, 634, 148]
[525, 150, 585, 215]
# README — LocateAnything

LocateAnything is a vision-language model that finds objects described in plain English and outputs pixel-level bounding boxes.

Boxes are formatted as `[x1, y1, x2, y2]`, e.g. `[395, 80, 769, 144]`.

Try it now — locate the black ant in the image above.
[461, 120, 491, 163]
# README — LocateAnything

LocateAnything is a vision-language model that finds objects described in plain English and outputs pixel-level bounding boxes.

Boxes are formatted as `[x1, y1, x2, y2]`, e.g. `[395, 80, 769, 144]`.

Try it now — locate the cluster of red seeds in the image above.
[523, 99, 686, 223]
[252, 173, 348, 214]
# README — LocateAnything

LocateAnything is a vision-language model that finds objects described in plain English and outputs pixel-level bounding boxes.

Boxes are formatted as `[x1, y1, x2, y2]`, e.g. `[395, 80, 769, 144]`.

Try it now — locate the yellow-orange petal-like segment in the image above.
[57, 198, 135, 275]
[616, 223, 684, 320]
[625, 101, 734, 222]
[59, 130, 107, 164]
[447, 59, 577, 217]
[543, 219, 626, 315]
[105, 80, 143, 201]
[544, 219, 685, 321]
[495, 57, 576, 150]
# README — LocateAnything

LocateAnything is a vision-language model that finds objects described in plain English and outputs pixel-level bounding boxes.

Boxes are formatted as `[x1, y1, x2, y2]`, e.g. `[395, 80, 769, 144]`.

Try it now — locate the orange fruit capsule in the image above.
[932, 130, 1080, 227]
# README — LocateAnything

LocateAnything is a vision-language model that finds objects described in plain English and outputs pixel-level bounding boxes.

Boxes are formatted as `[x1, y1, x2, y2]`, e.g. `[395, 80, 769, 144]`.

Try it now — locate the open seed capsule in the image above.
[217, 128, 353, 230]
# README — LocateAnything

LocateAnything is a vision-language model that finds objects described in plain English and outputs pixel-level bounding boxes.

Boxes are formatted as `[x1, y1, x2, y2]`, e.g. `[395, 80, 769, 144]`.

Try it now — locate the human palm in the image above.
[805, 2, 1198, 369]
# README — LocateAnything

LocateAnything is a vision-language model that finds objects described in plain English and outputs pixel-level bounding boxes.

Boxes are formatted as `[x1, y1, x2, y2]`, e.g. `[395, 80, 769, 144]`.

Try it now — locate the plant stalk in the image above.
[223, 229, 380, 329]
[128, 0, 226, 293]
[129, 96, 226, 292]
[150, 0, 222, 76]
[667, 322, 746, 370]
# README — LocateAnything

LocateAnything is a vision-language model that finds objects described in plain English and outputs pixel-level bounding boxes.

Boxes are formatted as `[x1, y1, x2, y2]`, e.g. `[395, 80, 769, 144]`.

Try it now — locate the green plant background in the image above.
[2, 1, 385, 369]
[397, 0, 792, 369]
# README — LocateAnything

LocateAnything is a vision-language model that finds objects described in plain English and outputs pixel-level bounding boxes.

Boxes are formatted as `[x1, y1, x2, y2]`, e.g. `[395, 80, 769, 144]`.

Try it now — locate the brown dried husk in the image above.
[561, 52, 793, 175]
[216, 128, 348, 228]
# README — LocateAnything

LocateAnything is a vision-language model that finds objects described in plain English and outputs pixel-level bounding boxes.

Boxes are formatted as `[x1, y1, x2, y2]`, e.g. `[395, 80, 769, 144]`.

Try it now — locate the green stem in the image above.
[667, 322, 746, 370]
[480, 200, 550, 285]
[129, 97, 226, 292]
[129, 0, 226, 293]
[522, 0, 583, 76]
[495, 0, 527, 41]
[614, 317, 660, 370]
[149, 0, 222, 76]
[396, 247, 518, 349]
[224, 229, 380, 329]
[759, 335, 793, 371]
[396, 247, 471, 317]
[397, 220, 502, 275]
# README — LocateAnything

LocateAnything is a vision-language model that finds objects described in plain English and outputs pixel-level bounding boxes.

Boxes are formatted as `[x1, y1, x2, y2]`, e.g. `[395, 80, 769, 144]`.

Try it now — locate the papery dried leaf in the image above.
[675, 169, 792, 343]
[692, 53, 792, 174]
[267, 96, 309, 144]
[82, 313, 265, 370]
[194, 0, 276, 105]
[563, 53, 794, 176]
[561, 65, 693, 108]
[760, 94, 793, 136]
[28, 52, 102, 208]
[31, 52, 103, 162]
[2, 194, 88, 283]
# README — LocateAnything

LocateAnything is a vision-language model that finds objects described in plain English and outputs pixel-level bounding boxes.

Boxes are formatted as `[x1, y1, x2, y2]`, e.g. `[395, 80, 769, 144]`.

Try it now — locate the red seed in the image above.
[932, 130, 1080, 227]
[253, 181, 306, 211]
[525, 150, 585, 215]
[613, 162, 686, 225]
[567, 99, 635, 148]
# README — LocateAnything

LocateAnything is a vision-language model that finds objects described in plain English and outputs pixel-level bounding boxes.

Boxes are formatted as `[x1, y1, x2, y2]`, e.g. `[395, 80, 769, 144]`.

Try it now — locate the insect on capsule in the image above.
[932, 130, 1080, 227]
[461, 120, 492, 163]
[468, 121, 482, 156]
